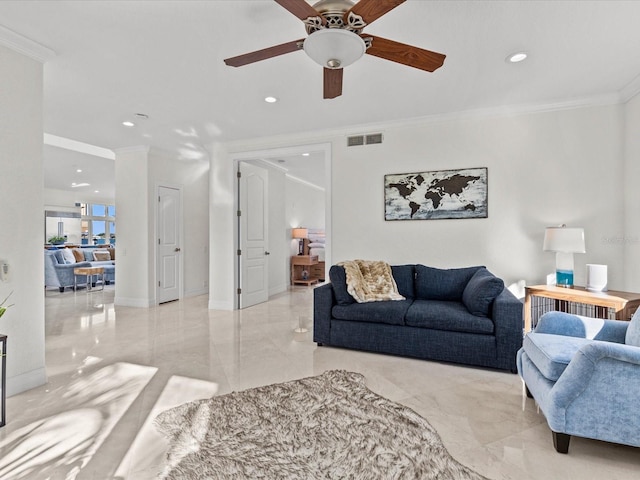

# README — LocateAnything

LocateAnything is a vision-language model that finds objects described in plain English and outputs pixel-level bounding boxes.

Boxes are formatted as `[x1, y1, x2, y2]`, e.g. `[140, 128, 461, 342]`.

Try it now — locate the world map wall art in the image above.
[384, 167, 488, 221]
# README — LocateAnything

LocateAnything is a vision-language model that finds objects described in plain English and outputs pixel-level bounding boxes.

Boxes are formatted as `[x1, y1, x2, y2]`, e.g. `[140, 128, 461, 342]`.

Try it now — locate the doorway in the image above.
[157, 185, 182, 304]
[233, 143, 332, 310]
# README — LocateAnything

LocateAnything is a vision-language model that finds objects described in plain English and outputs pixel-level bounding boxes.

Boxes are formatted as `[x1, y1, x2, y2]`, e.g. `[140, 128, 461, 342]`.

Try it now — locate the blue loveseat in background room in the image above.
[314, 264, 524, 372]
[44, 247, 115, 292]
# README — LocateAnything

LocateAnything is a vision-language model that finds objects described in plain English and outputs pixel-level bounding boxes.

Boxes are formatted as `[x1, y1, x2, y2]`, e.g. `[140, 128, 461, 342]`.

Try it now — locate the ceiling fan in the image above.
[224, 0, 446, 99]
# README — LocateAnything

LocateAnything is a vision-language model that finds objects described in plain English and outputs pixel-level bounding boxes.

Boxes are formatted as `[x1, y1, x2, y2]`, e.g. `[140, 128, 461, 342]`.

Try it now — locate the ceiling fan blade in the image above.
[324, 68, 343, 99]
[346, 0, 406, 26]
[365, 35, 446, 72]
[224, 39, 304, 67]
[274, 0, 322, 21]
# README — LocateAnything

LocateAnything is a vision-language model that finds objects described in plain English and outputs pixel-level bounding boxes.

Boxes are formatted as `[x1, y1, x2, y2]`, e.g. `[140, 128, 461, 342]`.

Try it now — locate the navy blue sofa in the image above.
[314, 264, 524, 372]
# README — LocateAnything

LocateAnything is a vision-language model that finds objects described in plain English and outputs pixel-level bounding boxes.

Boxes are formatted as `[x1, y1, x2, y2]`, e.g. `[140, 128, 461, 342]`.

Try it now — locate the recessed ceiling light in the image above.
[302, 153, 310, 156]
[94, 190, 99, 193]
[122, 121, 135, 127]
[76, 168, 82, 173]
[264, 96, 278, 103]
[71, 182, 90, 188]
[134, 113, 149, 119]
[507, 52, 528, 63]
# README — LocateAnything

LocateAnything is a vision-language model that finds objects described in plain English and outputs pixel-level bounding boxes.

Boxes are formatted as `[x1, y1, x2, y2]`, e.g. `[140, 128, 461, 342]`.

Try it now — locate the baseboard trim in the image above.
[184, 287, 208, 298]
[114, 296, 154, 308]
[7, 367, 47, 397]
[208, 299, 234, 311]
[269, 284, 287, 297]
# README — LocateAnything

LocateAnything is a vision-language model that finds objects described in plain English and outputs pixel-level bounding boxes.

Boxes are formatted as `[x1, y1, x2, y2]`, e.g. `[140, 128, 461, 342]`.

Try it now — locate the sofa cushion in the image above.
[82, 249, 96, 262]
[405, 299, 495, 334]
[625, 309, 640, 347]
[329, 265, 355, 306]
[391, 265, 415, 300]
[332, 299, 412, 326]
[52, 250, 64, 264]
[523, 333, 593, 381]
[414, 265, 482, 301]
[461, 268, 504, 316]
[93, 250, 111, 261]
[61, 248, 76, 264]
[70, 248, 84, 262]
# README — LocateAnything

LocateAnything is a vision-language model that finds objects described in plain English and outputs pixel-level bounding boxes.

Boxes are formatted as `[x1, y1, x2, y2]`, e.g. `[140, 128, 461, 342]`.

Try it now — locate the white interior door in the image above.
[158, 186, 181, 303]
[239, 162, 269, 309]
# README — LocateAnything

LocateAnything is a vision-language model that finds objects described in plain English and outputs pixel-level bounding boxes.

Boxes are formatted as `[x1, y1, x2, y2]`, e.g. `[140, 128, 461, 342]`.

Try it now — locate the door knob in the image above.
[265, 251, 270, 255]
[175, 247, 181, 252]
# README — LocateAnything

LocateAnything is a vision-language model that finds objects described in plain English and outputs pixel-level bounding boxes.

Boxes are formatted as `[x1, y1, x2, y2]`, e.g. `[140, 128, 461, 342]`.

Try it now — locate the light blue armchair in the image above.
[517, 310, 640, 453]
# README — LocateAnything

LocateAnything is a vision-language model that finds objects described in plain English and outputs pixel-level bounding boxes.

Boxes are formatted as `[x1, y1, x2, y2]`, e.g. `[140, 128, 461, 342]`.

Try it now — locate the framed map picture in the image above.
[384, 167, 488, 221]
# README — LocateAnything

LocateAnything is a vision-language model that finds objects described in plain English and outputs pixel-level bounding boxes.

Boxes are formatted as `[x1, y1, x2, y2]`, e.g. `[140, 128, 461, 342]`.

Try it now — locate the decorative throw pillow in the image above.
[625, 309, 640, 347]
[71, 248, 84, 263]
[93, 251, 111, 261]
[461, 268, 504, 317]
[415, 265, 482, 301]
[329, 266, 355, 306]
[61, 248, 76, 264]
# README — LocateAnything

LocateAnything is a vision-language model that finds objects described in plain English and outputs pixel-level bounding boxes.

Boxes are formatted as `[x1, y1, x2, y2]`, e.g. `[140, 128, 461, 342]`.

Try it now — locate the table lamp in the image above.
[292, 228, 308, 255]
[543, 225, 585, 288]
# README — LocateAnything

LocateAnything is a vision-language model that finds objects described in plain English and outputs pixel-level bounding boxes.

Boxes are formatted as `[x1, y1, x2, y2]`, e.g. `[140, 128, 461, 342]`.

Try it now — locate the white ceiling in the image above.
[2, 1, 640, 193]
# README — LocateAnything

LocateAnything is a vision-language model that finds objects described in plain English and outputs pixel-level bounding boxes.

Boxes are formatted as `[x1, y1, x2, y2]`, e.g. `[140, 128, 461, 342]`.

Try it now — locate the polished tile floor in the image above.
[1, 286, 638, 479]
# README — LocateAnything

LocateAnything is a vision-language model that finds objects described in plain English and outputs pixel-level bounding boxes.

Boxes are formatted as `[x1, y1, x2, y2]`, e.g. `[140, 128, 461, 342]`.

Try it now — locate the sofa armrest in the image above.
[547, 341, 640, 435]
[53, 261, 91, 271]
[492, 288, 524, 371]
[314, 283, 335, 344]
[53, 261, 92, 286]
[535, 311, 628, 343]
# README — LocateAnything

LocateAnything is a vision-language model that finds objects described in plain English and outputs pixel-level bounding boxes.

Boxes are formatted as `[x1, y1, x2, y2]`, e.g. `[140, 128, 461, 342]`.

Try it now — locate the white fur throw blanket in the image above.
[339, 260, 405, 303]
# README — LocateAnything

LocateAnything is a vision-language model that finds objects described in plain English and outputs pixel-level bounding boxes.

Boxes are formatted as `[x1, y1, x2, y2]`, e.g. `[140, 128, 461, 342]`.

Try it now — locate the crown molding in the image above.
[0, 24, 55, 63]
[226, 93, 624, 148]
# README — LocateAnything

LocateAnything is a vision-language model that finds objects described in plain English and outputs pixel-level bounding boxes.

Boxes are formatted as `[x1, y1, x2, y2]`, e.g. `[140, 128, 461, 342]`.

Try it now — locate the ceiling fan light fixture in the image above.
[303, 28, 365, 69]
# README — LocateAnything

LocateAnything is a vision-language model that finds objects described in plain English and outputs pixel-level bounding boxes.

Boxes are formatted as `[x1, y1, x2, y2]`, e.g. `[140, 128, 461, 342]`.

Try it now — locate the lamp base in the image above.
[555, 269, 574, 288]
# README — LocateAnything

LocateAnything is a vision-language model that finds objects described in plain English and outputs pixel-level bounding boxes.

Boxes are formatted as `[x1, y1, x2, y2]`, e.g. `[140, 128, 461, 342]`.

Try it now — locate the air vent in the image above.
[347, 135, 364, 147]
[347, 132, 383, 147]
[365, 133, 383, 145]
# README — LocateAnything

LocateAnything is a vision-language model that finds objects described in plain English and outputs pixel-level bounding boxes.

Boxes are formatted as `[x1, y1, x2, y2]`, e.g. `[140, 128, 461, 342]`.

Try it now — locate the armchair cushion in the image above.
[523, 333, 593, 381]
[625, 309, 640, 347]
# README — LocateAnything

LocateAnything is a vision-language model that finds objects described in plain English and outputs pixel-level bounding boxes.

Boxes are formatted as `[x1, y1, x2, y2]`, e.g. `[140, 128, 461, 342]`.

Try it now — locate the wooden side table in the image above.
[291, 255, 319, 286]
[74, 266, 105, 292]
[524, 285, 640, 332]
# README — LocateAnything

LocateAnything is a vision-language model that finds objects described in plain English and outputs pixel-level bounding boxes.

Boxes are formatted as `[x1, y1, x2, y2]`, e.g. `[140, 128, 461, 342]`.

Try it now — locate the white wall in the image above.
[210, 102, 630, 308]
[114, 146, 151, 307]
[208, 142, 236, 310]
[624, 93, 640, 291]
[286, 177, 325, 229]
[0, 45, 46, 395]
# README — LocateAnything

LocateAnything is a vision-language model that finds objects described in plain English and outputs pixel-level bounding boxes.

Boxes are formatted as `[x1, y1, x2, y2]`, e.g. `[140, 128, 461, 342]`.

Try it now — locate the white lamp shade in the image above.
[303, 29, 366, 69]
[543, 227, 585, 253]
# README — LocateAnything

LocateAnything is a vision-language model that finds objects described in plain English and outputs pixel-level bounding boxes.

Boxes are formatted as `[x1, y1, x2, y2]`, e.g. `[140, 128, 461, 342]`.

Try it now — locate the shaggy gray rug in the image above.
[154, 370, 488, 480]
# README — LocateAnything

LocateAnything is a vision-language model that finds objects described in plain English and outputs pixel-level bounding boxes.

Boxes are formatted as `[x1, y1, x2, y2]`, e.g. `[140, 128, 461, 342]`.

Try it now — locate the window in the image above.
[81, 203, 116, 245]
